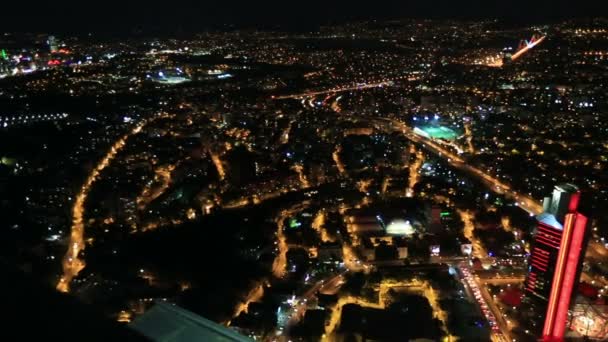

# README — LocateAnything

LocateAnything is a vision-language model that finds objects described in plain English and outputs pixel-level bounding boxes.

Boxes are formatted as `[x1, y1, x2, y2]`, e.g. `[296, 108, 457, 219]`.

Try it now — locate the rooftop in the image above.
[130, 302, 251, 342]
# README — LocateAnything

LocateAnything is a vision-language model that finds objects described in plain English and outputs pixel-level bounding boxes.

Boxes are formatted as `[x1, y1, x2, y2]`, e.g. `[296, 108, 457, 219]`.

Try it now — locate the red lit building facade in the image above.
[523, 184, 590, 341]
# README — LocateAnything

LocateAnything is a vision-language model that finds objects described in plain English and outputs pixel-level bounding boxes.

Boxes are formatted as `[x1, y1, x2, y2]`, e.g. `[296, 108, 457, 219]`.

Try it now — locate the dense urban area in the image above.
[1, 18, 608, 341]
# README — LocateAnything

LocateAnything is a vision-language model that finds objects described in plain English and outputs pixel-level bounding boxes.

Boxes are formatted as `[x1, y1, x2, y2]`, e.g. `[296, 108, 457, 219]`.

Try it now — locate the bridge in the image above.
[485, 34, 547, 67]
[511, 34, 546, 61]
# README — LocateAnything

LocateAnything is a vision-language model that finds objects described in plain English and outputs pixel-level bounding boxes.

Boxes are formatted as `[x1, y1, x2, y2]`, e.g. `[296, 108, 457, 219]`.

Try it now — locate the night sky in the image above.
[1, 0, 606, 33]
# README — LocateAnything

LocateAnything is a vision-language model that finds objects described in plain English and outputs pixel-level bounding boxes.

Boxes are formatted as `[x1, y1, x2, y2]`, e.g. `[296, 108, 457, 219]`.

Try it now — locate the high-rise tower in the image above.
[47, 36, 58, 53]
[524, 184, 590, 341]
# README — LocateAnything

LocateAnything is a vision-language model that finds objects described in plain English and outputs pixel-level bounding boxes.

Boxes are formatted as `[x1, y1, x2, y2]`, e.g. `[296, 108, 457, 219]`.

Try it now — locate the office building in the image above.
[524, 184, 590, 340]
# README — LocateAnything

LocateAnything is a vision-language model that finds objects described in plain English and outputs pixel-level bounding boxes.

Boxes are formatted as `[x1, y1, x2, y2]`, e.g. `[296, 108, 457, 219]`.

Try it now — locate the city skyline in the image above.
[1, 13, 608, 342]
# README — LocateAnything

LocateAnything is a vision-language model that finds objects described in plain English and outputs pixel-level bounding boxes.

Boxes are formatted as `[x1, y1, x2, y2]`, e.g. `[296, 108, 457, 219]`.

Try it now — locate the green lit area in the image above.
[413, 125, 459, 140]
[289, 218, 301, 228]
[440, 212, 451, 217]
[1, 157, 16, 166]
[0, 49, 6, 60]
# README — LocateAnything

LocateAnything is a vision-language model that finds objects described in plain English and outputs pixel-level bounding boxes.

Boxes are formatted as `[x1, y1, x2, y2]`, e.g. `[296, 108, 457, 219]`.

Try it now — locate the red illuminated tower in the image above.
[524, 184, 589, 341]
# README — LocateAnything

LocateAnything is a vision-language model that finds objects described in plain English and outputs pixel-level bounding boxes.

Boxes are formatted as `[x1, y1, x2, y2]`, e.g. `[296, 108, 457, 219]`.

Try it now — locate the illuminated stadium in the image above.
[149, 68, 191, 84]
[385, 219, 415, 236]
[413, 125, 460, 140]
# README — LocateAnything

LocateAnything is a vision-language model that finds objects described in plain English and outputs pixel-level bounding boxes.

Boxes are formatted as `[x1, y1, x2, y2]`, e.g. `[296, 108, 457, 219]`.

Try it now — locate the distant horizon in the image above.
[1, 0, 606, 34]
[0, 17, 606, 37]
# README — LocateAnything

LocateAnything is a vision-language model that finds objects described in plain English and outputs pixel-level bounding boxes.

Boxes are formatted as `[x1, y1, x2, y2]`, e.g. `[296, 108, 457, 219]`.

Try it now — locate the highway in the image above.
[383, 118, 543, 215]
[460, 265, 510, 342]
[272, 81, 392, 99]
[479, 275, 524, 340]
[271, 74, 420, 100]
[479, 276, 525, 286]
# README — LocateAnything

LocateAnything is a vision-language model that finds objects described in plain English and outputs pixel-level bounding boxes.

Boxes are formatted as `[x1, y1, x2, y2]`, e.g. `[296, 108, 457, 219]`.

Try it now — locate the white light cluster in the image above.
[0, 113, 69, 127]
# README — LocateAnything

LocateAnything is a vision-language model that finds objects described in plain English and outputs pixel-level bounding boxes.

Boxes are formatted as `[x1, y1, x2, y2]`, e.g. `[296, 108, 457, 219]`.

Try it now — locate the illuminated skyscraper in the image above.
[47, 36, 58, 53]
[524, 184, 590, 341]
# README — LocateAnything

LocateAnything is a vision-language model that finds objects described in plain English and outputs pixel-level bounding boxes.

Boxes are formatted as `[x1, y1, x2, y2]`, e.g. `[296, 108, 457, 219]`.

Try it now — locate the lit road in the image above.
[208, 149, 226, 181]
[272, 202, 310, 278]
[477, 275, 525, 342]
[332, 145, 346, 175]
[459, 209, 487, 258]
[291, 164, 310, 188]
[230, 282, 266, 324]
[318, 274, 347, 295]
[586, 239, 608, 260]
[322, 278, 453, 341]
[272, 81, 390, 100]
[406, 145, 424, 197]
[460, 265, 509, 342]
[342, 244, 369, 273]
[279, 119, 294, 145]
[283, 274, 346, 333]
[464, 119, 475, 154]
[272, 212, 290, 279]
[330, 96, 342, 113]
[272, 74, 422, 100]
[464, 271, 524, 342]
[136, 164, 177, 211]
[478, 282, 511, 342]
[479, 276, 525, 286]
[57, 119, 151, 293]
[583, 239, 608, 288]
[311, 209, 334, 243]
[323, 295, 383, 341]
